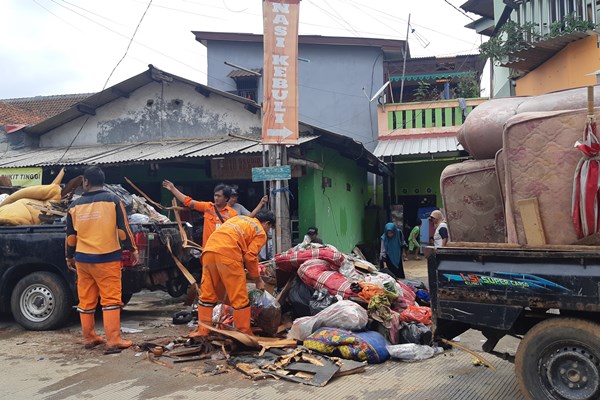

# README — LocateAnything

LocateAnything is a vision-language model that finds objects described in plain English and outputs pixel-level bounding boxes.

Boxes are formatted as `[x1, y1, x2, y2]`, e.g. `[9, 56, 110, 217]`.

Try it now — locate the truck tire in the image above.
[515, 318, 600, 400]
[10, 272, 73, 331]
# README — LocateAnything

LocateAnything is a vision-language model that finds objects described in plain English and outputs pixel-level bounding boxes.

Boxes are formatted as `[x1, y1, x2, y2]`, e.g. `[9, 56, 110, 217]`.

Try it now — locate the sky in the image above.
[0, 0, 487, 99]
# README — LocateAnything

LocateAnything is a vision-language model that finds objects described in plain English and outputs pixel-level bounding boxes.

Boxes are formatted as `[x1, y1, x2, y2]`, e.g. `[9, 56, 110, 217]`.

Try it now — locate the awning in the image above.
[374, 136, 463, 157]
[389, 71, 475, 82]
[0, 137, 318, 168]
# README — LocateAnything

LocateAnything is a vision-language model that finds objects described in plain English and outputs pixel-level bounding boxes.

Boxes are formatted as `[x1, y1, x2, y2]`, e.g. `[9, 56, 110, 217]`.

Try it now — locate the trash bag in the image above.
[400, 305, 432, 325]
[104, 184, 133, 213]
[309, 288, 338, 315]
[288, 300, 368, 341]
[399, 322, 432, 345]
[128, 213, 150, 224]
[286, 277, 315, 319]
[249, 289, 281, 336]
[386, 343, 435, 361]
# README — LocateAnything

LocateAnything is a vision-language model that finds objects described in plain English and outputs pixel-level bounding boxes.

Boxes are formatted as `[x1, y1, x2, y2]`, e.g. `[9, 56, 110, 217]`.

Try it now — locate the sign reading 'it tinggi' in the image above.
[262, 0, 300, 145]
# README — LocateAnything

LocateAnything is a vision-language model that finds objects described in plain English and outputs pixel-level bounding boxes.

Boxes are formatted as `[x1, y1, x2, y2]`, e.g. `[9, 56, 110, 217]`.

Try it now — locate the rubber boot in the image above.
[103, 308, 132, 350]
[80, 313, 104, 349]
[233, 306, 254, 336]
[189, 305, 213, 337]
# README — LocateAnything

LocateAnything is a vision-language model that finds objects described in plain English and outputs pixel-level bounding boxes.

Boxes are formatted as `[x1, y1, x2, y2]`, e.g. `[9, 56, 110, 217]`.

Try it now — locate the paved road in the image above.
[0, 288, 524, 400]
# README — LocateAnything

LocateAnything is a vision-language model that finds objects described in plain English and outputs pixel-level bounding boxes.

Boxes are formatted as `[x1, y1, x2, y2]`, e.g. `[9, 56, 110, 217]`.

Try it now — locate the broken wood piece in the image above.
[275, 273, 296, 305]
[173, 354, 211, 363]
[270, 355, 340, 387]
[235, 363, 272, 380]
[517, 198, 546, 246]
[166, 238, 199, 293]
[26, 203, 67, 216]
[172, 198, 203, 251]
[146, 352, 174, 369]
[440, 338, 496, 372]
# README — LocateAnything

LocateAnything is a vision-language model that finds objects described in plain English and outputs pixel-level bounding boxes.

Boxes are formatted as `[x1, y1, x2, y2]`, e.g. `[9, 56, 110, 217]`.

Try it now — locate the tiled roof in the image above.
[0, 102, 46, 125]
[1, 93, 93, 119]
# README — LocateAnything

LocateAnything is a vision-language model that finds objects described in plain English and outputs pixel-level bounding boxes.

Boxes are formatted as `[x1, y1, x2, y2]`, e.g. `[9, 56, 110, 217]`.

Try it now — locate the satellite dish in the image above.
[369, 81, 391, 102]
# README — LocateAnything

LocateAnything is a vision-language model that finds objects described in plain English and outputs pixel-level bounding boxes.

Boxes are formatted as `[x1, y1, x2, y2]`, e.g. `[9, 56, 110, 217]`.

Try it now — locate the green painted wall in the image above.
[298, 147, 369, 252]
[394, 159, 458, 208]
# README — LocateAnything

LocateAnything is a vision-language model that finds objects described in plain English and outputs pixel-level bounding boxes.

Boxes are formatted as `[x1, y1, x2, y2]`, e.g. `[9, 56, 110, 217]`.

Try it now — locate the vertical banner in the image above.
[262, 0, 300, 144]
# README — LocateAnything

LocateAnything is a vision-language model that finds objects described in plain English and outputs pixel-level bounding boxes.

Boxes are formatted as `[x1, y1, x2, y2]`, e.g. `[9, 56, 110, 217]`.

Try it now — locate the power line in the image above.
[443, 0, 475, 21]
[57, 0, 154, 163]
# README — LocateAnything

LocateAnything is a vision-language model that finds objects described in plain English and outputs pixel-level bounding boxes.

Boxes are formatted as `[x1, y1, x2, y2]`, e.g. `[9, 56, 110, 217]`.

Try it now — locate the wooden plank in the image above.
[405, 110, 413, 128]
[415, 109, 423, 128]
[444, 107, 453, 127]
[517, 198, 547, 246]
[435, 108, 443, 127]
[455, 106, 463, 125]
[424, 108, 433, 128]
[446, 241, 600, 252]
[395, 110, 403, 129]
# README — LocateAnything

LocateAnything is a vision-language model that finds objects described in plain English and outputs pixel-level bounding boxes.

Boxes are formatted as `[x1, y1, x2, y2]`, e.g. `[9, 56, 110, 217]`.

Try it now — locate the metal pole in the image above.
[399, 13, 411, 104]
[275, 145, 283, 253]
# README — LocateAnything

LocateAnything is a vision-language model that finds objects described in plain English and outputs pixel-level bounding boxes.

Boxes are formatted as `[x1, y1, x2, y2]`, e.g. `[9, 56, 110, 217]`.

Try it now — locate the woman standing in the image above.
[429, 210, 449, 249]
[380, 222, 407, 279]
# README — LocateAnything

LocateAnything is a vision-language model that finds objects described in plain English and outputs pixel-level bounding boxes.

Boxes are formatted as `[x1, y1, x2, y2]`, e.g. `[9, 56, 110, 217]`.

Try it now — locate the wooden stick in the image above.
[166, 238, 199, 293]
[440, 338, 496, 372]
[124, 176, 186, 211]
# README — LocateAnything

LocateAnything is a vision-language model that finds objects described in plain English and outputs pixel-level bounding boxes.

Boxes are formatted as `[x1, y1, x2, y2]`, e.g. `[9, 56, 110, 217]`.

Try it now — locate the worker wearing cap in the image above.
[429, 210, 449, 248]
[162, 180, 237, 246]
[306, 226, 324, 244]
[190, 211, 275, 337]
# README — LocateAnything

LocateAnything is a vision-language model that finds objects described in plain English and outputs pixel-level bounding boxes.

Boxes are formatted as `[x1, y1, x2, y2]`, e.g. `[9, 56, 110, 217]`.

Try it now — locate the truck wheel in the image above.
[10, 272, 73, 331]
[515, 318, 600, 400]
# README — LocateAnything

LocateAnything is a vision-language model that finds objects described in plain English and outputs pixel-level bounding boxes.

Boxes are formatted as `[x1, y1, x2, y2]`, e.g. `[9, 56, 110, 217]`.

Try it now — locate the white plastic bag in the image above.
[386, 343, 435, 361]
[288, 300, 368, 341]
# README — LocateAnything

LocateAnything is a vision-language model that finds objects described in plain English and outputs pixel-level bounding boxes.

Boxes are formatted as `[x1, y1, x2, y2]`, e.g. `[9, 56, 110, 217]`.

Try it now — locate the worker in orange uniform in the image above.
[66, 166, 138, 351]
[162, 180, 237, 246]
[191, 210, 275, 337]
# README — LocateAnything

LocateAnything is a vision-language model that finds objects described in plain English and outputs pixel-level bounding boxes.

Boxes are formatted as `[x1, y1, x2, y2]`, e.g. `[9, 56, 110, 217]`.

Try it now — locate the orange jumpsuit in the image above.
[200, 216, 267, 309]
[66, 190, 136, 312]
[183, 196, 237, 246]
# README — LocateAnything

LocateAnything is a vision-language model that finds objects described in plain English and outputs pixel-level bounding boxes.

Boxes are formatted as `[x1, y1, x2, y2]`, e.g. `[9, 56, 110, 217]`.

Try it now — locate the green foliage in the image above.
[548, 12, 596, 37]
[412, 81, 440, 102]
[454, 73, 480, 98]
[479, 13, 597, 63]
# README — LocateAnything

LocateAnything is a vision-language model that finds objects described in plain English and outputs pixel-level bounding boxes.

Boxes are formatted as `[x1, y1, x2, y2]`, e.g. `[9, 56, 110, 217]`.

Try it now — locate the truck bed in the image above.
[429, 242, 600, 338]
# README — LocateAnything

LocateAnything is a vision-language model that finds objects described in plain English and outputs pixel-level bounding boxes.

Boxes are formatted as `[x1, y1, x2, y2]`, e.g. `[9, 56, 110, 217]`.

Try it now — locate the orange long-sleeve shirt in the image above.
[183, 196, 237, 246]
[202, 216, 267, 279]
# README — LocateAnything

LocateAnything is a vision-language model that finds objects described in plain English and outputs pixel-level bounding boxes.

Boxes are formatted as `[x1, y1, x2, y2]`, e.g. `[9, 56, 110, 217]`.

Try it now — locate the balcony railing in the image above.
[378, 98, 488, 138]
[513, 0, 597, 37]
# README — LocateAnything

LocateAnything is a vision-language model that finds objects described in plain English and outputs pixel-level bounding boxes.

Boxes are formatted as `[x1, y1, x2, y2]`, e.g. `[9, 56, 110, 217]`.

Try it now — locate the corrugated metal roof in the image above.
[374, 136, 463, 157]
[0, 137, 321, 168]
[227, 68, 262, 78]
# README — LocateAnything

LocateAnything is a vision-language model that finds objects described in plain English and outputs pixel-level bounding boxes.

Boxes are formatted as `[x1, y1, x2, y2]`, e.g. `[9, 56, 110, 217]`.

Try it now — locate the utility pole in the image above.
[399, 13, 411, 103]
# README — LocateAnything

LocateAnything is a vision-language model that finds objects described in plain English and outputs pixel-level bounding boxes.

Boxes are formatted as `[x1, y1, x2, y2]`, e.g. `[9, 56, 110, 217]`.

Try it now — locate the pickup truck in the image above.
[428, 243, 600, 400]
[0, 222, 196, 331]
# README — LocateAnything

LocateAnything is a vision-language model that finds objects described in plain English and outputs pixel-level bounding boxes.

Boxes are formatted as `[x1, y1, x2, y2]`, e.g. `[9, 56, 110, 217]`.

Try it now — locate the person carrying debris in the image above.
[162, 180, 237, 246]
[66, 166, 138, 351]
[191, 211, 276, 337]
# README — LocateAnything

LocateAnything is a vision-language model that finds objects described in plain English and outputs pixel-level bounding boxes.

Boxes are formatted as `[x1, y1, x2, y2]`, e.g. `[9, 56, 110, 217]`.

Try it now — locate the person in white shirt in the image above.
[429, 210, 449, 248]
